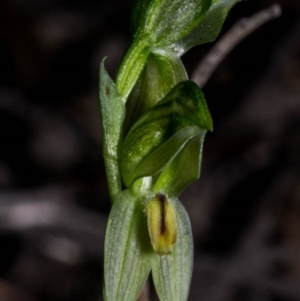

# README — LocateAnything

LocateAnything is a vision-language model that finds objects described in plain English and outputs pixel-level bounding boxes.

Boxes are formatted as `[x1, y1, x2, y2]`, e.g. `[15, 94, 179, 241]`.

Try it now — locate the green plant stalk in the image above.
[116, 39, 151, 101]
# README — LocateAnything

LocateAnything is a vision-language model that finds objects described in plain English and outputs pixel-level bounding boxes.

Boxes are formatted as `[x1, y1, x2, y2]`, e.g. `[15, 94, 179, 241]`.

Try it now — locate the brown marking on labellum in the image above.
[156, 193, 167, 235]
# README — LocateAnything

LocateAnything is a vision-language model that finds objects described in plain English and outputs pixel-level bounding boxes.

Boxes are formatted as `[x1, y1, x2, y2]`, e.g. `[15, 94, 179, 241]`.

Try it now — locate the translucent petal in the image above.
[104, 190, 153, 301]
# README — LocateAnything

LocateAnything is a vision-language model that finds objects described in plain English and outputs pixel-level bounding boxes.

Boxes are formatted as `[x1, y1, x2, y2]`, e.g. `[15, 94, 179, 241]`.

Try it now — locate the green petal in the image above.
[154, 132, 206, 197]
[121, 81, 212, 188]
[104, 190, 153, 301]
[151, 198, 193, 301]
[128, 127, 201, 188]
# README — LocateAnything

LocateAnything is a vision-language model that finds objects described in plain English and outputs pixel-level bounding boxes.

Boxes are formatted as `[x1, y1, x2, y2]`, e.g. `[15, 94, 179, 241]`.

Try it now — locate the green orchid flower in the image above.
[101, 70, 212, 301]
[99, 0, 241, 300]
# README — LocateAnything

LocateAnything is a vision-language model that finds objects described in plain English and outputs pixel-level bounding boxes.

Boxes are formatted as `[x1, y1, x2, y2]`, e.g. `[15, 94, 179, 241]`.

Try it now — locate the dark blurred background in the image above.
[0, 0, 300, 300]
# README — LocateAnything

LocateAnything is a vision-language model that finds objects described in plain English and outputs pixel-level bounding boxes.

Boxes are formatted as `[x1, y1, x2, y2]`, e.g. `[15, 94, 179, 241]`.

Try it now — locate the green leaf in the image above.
[130, 0, 152, 37]
[151, 197, 193, 301]
[171, 0, 242, 55]
[124, 48, 187, 134]
[121, 80, 212, 189]
[99, 59, 125, 202]
[131, 0, 212, 47]
[154, 132, 206, 197]
[104, 190, 153, 301]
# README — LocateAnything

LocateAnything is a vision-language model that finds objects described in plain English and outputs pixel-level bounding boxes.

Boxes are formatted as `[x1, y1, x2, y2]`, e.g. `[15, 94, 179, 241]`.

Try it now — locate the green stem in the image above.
[116, 38, 151, 101]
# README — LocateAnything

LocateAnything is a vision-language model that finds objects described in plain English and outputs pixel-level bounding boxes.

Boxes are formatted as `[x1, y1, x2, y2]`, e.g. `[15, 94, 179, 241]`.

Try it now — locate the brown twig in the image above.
[192, 4, 282, 88]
